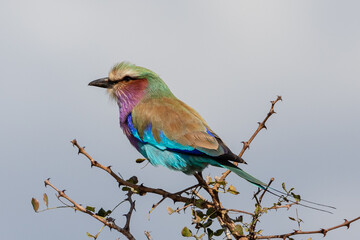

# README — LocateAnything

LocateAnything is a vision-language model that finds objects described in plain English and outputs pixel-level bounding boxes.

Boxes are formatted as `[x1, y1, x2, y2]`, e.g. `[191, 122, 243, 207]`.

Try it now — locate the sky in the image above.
[1, 0, 359, 239]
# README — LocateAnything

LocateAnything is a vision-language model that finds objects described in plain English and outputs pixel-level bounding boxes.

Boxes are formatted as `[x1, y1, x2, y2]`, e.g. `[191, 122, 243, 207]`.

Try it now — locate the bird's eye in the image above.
[122, 76, 133, 82]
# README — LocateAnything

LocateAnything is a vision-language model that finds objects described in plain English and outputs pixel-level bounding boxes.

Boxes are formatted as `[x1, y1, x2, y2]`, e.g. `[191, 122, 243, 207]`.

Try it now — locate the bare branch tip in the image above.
[71, 139, 77, 146]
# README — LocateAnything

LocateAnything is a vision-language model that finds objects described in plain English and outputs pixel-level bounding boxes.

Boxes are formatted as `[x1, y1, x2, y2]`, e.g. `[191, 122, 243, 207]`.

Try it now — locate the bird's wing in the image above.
[129, 98, 233, 158]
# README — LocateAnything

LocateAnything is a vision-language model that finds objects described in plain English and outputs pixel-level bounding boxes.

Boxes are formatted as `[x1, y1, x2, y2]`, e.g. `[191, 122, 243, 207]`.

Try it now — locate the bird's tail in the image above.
[217, 161, 335, 213]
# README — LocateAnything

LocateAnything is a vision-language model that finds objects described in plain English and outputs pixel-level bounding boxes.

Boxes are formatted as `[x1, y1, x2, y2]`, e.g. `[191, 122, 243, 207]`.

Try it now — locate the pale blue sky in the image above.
[1, 1, 359, 239]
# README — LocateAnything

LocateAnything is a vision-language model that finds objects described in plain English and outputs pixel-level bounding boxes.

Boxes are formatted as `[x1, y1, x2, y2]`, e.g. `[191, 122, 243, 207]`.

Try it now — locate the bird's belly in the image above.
[138, 143, 209, 174]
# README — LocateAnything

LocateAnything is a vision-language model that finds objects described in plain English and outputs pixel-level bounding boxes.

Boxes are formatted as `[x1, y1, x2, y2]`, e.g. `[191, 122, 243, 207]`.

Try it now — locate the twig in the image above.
[267, 202, 298, 211]
[44, 179, 136, 240]
[144, 231, 153, 240]
[224, 208, 254, 216]
[256, 216, 360, 239]
[124, 191, 136, 232]
[213, 96, 282, 191]
[148, 197, 166, 220]
[173, 203, 193, 214]
[249, 179, 275, 238]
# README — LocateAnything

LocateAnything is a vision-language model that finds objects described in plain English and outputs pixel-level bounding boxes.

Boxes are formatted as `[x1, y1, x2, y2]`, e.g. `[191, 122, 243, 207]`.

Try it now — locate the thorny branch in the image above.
[213, 96, 282, 191]
[44, 179, 136, 240]
[71, 139, 213, 210]
[36, 96, 360, 240]
[255, 216, 360, 239]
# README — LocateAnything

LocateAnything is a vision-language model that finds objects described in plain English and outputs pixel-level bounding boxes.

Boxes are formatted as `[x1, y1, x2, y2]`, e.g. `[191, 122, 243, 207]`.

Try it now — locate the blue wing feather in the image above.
[127, 114, 210, 156]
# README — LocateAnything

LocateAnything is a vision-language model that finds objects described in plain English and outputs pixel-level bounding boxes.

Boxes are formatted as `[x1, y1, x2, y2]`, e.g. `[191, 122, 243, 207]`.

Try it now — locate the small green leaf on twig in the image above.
[206, 176, 213, 185]
[227, 184, 240, 195]
[214, 229, 224, 236]
[291, 192, 301, 202]
[31, 198, 39, 212]
[181, 227, 193, 237]
[97, 208, 111, 217]
[203, 219, 213, 228]
[135, 158, 146, 163]
[234, 224, 244, 235]
[289, 217, 296, 221]
[86, 206, 95, 212]
[86, 232, 95, 238]
[207, 228, 214, 238]
[43, 193, 48, 208]
[126, 176, 138, 184]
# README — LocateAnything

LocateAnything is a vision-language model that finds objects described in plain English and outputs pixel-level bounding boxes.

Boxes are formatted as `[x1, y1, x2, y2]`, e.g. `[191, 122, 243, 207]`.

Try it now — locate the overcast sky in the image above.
[1, 1, 359, 239]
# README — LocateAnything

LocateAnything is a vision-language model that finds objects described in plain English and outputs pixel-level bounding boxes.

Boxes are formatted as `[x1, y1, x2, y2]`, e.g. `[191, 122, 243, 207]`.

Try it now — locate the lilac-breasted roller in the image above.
[88, 62, 333, 212]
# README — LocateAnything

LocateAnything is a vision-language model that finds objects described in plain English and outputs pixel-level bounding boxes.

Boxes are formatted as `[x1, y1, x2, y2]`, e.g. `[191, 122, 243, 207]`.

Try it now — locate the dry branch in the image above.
[44, 179, 135, 240]
[213, 96, 282, 191]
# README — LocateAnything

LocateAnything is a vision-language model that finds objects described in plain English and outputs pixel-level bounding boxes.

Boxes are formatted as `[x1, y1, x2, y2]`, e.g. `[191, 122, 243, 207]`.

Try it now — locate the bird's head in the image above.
[89, 62, 174, 103]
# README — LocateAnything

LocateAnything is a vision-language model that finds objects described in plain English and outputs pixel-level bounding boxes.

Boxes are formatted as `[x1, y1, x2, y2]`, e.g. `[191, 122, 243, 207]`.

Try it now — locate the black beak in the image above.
[88, 77, 111, 88]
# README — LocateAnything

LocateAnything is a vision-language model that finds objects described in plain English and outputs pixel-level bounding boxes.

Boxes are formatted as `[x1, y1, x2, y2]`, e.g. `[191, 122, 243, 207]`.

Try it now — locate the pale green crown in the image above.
[109, 62, 175, 98]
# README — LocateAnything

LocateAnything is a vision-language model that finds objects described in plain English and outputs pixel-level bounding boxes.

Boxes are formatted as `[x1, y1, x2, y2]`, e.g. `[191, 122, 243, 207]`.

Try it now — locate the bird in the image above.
[89, 62, 333, 212]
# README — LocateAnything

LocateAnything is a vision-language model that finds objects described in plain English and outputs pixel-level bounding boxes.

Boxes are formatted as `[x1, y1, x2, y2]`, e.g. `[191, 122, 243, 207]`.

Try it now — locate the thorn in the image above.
[77, 149, 81, 155]
[257, 121, 261, 125]
[263, 124, 267, 130]
[320, 228, 327, 236]
[344, 219, 350, 229]
[44, 178, 50, 187]
[107, 165, 112, 170]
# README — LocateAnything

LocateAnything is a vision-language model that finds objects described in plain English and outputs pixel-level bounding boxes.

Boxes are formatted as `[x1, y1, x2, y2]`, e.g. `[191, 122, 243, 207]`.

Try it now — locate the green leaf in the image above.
[215, 180, 227, 186]
[206, 208, 216, 216]
[122, 187, 131, 191]
[126, 176, 138, 184]
[234, 224, 244, 236]
[86, 206, 95, 212]
[206, 208, 218, 219]
[227, 185, 239, 195]
[135, 158, 146, 163]
[167, 207, 174, 215]
[194, 199, 205, 209]
[288, 217, 296, 221]
[282, 182, 287, 192]
[31, 198, 39, 212]
[207, 228, 213, 238]
[43, 193, 49, 208]
[291, 192, 301, 202]
[97, 208, 108, 217]
[86, 232, 94, 238]
[203, 219, 213, 228]
[196, 210, 204, 218]
[206, 176, 213, 185]
[214, 229, 224, 236]
[181, 227, 192, 237]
